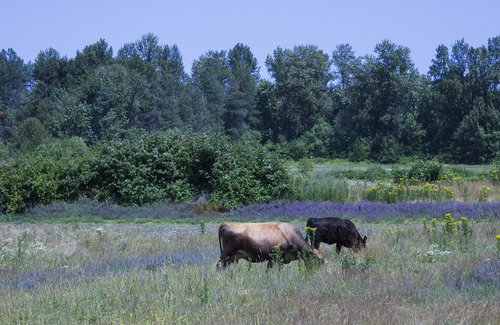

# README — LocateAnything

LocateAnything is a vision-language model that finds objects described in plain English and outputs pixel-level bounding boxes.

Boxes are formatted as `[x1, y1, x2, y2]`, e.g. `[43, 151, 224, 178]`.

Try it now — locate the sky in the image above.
[1, 0, 499, 78]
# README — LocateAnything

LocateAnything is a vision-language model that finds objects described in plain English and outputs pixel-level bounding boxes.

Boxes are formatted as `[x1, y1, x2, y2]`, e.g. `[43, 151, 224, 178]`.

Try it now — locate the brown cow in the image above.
[306, 217, 367, 253]
[216, 222, 324, 269]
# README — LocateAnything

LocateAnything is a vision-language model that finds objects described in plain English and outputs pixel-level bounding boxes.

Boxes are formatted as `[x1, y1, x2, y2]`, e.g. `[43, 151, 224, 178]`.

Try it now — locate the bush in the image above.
[0, 138, 94, 213]
[491, 162, 500, 184]
[297, 158, 314, 175]
[209, 142, 290, 210]
[393, 160, 443, 184]
[0, 132, 291, 213]
[348, 139, 369, 162]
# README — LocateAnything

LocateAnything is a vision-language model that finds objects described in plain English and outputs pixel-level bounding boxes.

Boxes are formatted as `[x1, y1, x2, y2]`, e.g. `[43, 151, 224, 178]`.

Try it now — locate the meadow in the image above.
[0, 160, 499, 324]
[0, 208, 499, 324]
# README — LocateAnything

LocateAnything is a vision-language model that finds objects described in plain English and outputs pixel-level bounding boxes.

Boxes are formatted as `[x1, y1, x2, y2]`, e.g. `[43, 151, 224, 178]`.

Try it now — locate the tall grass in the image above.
[0, 220, 498, 324]
[289, 170, 500, 203]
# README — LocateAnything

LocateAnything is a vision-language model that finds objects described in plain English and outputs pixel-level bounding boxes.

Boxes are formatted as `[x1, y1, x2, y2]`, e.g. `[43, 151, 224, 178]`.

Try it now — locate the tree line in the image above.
[1, 33, 499, 164]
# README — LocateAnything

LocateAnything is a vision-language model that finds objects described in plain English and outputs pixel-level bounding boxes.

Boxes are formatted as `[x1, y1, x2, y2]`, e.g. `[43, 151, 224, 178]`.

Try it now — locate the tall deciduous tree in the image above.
[192, 50, 229, 132]
[265, 45, 332, 140]
[343, 40, 424, 161]
[425, 37, 499, 161]
[73, 39, 113, 78]
[451, 98, 500, 163]
[331, 44, 359, 90]
[51, 64, 148, 143]
[254, 80, 278, 142]
[0, 49, 30, 140]
[224, 43, 259, 139]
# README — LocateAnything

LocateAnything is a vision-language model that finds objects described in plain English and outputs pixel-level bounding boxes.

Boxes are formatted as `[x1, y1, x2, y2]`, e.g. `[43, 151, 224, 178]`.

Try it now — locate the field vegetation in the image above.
[0, 158, 499, 323]
[0, 213, 498, 324]
[290, 159, 500, 203]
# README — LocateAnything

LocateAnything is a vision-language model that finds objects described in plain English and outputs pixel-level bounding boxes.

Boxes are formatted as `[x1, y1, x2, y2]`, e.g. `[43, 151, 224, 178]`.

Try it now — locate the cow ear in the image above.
[363, 236, 367, 243]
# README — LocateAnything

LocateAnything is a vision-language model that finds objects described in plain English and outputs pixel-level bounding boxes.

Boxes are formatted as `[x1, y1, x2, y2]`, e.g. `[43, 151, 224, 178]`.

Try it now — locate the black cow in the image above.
[305, 217, 367, 253]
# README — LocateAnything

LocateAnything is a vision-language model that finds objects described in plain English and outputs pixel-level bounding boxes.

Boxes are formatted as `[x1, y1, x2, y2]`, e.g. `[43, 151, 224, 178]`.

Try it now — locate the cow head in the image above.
[353, 236, 367, 252]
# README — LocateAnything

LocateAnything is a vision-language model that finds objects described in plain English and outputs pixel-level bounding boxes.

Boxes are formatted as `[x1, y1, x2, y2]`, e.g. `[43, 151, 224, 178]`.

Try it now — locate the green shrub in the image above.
[348, 139, 369, 162]
[297, 158, 314, 175]
[393, 160, 443, 184]
[209, 142, 290, 210]
[491, 163, 500, 184]
[0, 131, 290, 213]
[0, 138, 94, 213]
[364, 166, 389, 181]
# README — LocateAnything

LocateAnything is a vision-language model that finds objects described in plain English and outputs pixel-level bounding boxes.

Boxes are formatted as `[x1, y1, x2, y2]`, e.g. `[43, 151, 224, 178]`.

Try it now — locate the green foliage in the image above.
[209, 141, 290, 210]
[2, 35, 500, 166]
[265, 45, 332, 140]
[393, 160, 443, 184]
[0, 138, 94, 213]
[491, 162, 500, 184]
[15, 117, 50, 153]
[296, 158, 314, 175]
[348, 139, 370, 162]
[451, 98, 500, 163]
[423, 214, 475, 251]
[269, 245, 284, 270]
[291, 176, 351, 202]
[0, 131, 290, 213]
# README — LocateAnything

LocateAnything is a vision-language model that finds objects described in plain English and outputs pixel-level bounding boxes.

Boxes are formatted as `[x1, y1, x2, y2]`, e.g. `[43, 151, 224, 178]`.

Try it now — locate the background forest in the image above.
[0, 34, 499, 212]
[1, 33, 499, 163]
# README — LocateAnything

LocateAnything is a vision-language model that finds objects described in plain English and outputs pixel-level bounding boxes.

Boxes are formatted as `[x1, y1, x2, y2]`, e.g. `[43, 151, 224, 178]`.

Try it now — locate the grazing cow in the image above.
[216, 222, 324, 269]
[305, 217, 367, 253]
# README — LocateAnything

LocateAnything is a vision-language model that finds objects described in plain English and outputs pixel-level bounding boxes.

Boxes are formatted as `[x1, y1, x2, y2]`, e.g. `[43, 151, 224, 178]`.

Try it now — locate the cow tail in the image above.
[218, 223, 226, 254]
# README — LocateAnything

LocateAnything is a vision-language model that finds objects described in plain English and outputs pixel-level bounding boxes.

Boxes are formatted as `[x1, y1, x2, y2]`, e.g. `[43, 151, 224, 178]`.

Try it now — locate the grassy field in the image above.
[0, 218, 498, 324]
[288, 160, 500, 202]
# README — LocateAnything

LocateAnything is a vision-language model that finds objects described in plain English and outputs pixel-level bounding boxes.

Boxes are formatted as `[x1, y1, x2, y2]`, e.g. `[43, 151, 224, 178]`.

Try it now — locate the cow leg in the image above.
[336, 243, 342, 254]
[216, 257, 229, 270]
[216, 253, 235, 270]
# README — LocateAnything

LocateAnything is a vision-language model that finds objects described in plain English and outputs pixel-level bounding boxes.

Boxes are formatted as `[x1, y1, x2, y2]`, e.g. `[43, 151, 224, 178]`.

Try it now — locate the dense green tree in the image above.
[0, 49, 30, 140]
[51, 64, 148, 143]
[224, 43, 259, 139]
[331, 44, 360, 90]
[424, 37, 499, 161]
[116, 34, 210, 134]
[330, 44, 362, 154]
[29, 48, 72, 125]
[72, 39, 113, 78]
[2, 35, 499, 164]
[341, 40, 424, 160]
[265, 45, 332, 140]
[192, 50, 229, 132]
[117, 33, 161, 79]
[451, 98, 500, 163]
[254, 80, 278, 142]
[32, 48, 71, 97]
[14, 117, 49, 152]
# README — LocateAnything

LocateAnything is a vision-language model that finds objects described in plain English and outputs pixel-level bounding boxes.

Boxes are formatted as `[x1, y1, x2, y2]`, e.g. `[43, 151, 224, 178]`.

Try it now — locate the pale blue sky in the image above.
[1, 0, 499, 78]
